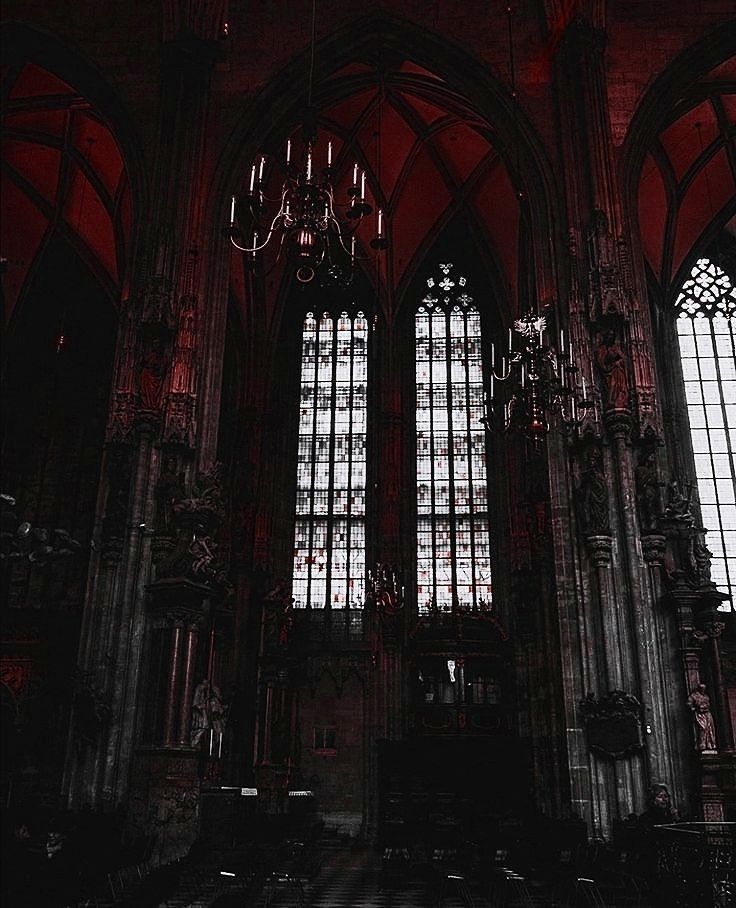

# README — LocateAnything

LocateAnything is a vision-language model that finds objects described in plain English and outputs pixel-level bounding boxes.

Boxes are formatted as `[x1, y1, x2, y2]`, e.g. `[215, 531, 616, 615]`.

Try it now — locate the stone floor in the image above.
[159, 840, 654, 907]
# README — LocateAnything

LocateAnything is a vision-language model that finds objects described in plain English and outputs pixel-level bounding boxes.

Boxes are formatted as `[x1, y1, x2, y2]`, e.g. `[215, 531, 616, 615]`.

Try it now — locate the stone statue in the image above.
[691, 536, 713, 584]
[687, 683, 717, 752]
[171, 465, 224, 529]
[663, 478, 693, 523]
[139, 336, 168, 411]
[154, 457, 186, 532]
[634, 447, 661, 533]
[578, 445, 611, 535]
[595, 329, 629, 410]
[190, 679, 227, 752]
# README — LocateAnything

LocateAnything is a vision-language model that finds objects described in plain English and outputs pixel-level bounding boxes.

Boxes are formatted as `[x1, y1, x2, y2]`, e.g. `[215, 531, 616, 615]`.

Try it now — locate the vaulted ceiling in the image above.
[1, 62, 132, 320]
[252, 58, 520, 317]
[636, 55, 736, 297]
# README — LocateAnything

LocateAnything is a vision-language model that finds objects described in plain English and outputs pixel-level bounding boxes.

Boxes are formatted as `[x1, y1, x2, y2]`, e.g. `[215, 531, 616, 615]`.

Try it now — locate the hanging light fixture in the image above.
[481, 8, 591, 446]
[484, 312, 592, 446]
[227, 1, 387, 283]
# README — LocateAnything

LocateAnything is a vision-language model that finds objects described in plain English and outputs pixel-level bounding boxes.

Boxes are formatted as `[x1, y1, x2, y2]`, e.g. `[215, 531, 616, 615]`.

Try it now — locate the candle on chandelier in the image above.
[286, 138, 292, 165]
[491, 342, 495, 366]
[352, 162, 359, 186]
[559, 328, 565, 353]
[508, 328, 513, 351]
[351, 235, 356, 259]
[490, 372, 494, 400]
[258, 156, 265, 181]
[327, 141, 333, 167]
[360, 170, 366, 200]
[229, 195, 236, 226]
[377, 208, 384, 236]
[582, 375, 587, 399]
[249, 164, 256, 193]
[306, 150, 312, 180]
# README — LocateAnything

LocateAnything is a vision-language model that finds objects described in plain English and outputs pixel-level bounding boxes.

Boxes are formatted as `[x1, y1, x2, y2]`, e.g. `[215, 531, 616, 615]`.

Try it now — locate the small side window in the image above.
[314, 725, 337, 754]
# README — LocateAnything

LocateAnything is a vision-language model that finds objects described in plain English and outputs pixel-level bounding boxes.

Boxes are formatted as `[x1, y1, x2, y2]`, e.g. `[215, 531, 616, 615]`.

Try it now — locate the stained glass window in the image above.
[416, 263, 492, 613]
[292, 310, 367, 608]
[675, 258, 736, 607]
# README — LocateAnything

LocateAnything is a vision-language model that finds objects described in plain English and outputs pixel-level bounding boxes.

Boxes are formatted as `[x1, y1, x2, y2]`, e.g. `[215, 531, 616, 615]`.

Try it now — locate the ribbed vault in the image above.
[1, 62, 133, 318]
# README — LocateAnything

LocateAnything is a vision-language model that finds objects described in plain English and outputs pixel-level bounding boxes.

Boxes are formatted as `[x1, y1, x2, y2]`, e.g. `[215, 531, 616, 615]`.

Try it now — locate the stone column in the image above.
[162, 617, 185, 747]
[585, 535, 622, 690]
[701, 617, 734, 754]
[178, 620, 201, 745]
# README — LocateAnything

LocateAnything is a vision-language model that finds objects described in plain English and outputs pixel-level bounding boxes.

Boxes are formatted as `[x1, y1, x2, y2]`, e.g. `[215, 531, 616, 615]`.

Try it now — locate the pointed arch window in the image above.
[415, 264, 492, 613]
[675, 257, 736, 604]
[292, 310, 367, 608]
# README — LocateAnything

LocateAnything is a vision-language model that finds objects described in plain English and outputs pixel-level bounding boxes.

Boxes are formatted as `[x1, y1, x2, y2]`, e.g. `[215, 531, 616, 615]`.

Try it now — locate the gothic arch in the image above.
[211, 10, 561, 352]
[1, 23, 146, 320]
[619, 21, 736, 303]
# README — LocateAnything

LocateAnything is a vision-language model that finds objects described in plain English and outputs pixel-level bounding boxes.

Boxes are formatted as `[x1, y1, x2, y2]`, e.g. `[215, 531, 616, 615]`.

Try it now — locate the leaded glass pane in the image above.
[675, 258, 736, 609]
[415, 264, 492, 613]
[293, 310, 367, 608]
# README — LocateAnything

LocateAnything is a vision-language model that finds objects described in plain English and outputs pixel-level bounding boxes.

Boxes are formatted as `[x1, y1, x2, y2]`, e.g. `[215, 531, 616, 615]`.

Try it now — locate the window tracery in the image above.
[675, 257, 736, 602]
[415, 264, 492, 613]
[292, 310, 367, 608]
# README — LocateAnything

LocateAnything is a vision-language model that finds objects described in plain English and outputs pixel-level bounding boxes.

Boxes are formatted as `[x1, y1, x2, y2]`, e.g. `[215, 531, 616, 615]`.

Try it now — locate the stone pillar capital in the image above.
[604, 408, 633, 440]
[585, 534, 613, 566]
[641, 533, 666, 566]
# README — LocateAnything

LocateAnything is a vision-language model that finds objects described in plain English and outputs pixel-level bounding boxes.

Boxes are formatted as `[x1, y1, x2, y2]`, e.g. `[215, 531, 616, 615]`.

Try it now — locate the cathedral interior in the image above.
[1, 1, 736, 905]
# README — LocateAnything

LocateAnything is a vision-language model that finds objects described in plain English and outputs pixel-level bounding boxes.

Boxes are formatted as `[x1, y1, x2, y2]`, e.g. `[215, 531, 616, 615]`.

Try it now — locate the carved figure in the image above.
[663, 478, 693, 523]
[189, 534, 216, 575]
[154, 457, 186, 531]
[1, 495, 84, 564]
[190, 679, 227, 750]
[595, 329, 629, 410]
[139, 337, 168, 411]
[170, 306, 196, 393]
[687, 683, 717, 752]
[171, 465, 224, 529]
[634, 447, 661, 533]
[691, 536, 713, 584]
[578, 446, 610, 535]
[140, 275, 174, 329]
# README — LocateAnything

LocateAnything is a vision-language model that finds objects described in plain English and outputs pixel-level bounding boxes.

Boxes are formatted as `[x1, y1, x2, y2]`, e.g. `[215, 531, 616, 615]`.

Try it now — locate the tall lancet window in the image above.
[416, 264, 492, 613]
[292, 310, 367, 608]
[675, 257, 736, 605]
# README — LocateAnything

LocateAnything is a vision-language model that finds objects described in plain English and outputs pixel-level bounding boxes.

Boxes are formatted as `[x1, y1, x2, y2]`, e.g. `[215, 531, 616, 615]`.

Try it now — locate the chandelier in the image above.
[228, 134, 387, 284]
[484, 312, 592, 445]
[227, 1, 387, 284]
